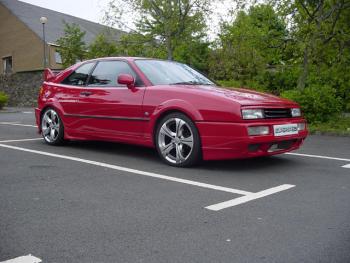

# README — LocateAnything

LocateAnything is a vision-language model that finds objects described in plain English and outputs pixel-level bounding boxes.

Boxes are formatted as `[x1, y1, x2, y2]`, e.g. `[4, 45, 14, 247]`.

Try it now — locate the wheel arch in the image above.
[152, 109, 195, 145]
[39, 104, 65, 130]
[151, 108, 203, 166]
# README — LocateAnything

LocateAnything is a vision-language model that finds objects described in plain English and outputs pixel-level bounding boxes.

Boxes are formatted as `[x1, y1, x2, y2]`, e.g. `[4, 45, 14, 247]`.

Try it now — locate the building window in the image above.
[55, 52, 62, 64]
[3, 56, 12, 74]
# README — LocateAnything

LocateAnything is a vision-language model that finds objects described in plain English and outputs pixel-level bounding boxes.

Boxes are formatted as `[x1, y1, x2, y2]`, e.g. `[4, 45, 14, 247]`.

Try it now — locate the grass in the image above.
[308, 115, 350, 136]
[0, 92, 8, 110]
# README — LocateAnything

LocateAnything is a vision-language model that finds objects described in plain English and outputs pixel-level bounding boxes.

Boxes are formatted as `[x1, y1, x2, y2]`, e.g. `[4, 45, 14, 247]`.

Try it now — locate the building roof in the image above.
[0, 0, 124, 45]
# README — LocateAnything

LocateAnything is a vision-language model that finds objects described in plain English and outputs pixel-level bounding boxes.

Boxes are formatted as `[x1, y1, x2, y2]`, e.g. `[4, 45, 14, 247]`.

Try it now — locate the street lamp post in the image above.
[40, 16, 48, 69]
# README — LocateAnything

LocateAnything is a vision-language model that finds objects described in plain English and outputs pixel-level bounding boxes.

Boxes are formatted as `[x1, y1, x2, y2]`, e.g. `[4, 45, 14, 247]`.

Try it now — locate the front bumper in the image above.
[196, 118, 308, 161]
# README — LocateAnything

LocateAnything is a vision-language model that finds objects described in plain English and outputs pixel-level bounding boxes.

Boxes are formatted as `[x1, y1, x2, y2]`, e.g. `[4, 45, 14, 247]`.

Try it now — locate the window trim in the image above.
[2, 56, 13, 74]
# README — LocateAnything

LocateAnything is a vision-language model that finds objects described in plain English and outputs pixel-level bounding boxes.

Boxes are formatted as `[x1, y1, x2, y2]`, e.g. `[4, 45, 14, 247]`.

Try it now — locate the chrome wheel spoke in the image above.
[50, 128, 56, 140]
[175, 118, 185, 137]
[180, 135, 193, 148]
[42, 127, 50, 135]
[51, 112, 56, 124]
[160, 125, 175, 139]
[175, 144, 186, 163]
[160, 143, 175, 156]
[53, 124, 60, 132]
[44, 114, 52, 124]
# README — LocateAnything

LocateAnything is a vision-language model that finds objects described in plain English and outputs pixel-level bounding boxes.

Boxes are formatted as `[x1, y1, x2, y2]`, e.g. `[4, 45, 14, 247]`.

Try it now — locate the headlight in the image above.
[242, 109, 264, 119]
[291, 108, 301, 117]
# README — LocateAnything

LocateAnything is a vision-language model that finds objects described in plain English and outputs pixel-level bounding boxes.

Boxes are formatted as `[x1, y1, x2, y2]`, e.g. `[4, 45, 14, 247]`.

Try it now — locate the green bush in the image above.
[281, 85, 342, 123]
[0, 92, 8, 109]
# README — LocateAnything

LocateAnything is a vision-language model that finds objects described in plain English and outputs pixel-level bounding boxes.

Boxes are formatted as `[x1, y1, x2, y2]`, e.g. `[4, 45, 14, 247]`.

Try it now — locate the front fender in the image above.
[145, 99, 203, 145]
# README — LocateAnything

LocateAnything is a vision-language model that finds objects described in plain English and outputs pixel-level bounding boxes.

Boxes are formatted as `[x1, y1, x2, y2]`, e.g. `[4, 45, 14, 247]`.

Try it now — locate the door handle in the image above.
[80, 91, 92, 96]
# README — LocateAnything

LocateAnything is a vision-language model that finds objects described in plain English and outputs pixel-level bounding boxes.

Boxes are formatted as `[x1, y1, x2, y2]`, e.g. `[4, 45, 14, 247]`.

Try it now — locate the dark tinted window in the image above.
[61, 62, 95, 86]
[88, 61, 143, 87]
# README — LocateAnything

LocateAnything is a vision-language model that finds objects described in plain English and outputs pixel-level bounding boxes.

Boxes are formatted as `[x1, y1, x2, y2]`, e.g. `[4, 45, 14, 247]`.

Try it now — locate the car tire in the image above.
[41, 108, 65, 146]
[155, 112, 201, 167]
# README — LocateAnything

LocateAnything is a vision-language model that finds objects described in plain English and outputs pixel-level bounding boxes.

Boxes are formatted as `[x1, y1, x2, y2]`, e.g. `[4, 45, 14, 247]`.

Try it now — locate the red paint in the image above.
[36, 57, 308, 161]
[117, 74, 135, 89]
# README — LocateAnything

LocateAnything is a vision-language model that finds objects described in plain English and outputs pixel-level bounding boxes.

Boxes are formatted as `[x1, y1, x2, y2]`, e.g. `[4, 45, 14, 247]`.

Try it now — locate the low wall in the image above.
[0, 71, 43, 107]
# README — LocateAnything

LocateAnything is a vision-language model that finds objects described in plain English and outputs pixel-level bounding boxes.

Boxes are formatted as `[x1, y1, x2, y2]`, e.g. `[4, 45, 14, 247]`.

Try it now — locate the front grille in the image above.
[264, 108, 292, 119]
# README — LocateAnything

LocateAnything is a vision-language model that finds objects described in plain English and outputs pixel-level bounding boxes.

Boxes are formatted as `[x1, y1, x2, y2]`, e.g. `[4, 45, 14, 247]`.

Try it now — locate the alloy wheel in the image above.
[158, 118, 194, 164]
[41, 109, 61, 143]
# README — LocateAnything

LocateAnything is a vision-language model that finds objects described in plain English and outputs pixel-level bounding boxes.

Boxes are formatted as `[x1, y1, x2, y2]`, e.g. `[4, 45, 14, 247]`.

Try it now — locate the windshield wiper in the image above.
[169, 81, 212, 85]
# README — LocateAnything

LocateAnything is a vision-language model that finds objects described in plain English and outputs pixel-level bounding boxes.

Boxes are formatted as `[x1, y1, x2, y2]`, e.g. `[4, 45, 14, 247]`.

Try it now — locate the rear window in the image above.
[61, 62, 95, 86]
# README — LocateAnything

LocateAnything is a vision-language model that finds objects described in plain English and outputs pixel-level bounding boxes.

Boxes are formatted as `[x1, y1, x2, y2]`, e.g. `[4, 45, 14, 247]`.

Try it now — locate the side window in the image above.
[61, 62, 95, 86]
[88, 61, 143, 87]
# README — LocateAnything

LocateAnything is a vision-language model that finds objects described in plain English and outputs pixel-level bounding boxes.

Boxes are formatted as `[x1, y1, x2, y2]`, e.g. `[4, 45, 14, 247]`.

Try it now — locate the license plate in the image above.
[273, 124, 298, 136]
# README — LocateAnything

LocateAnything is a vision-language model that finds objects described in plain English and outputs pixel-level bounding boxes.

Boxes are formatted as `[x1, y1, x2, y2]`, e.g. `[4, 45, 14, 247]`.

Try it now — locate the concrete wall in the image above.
[0, 71, 42, 107]
[0, 3, 63, 73]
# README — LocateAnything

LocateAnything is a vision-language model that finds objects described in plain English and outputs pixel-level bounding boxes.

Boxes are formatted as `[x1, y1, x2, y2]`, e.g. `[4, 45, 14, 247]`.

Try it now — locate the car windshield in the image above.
[134, 59, 214, 86]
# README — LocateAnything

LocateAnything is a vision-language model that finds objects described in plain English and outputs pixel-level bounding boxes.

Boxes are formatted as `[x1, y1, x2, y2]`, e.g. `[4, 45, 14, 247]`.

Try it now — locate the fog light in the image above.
[297, 123, 306, 131]
[248, 126, 270, 136]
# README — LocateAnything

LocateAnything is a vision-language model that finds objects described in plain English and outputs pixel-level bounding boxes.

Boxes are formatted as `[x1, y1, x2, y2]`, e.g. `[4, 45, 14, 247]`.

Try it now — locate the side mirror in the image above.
[117, 74, 135, 89]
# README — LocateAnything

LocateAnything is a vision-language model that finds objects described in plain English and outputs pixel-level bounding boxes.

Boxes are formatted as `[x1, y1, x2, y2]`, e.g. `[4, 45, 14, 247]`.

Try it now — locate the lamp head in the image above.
[40, 16, 48, 24]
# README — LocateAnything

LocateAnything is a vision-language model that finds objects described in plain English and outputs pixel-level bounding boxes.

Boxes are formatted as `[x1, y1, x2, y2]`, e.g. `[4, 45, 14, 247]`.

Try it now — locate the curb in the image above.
[0, 107, 34, 113]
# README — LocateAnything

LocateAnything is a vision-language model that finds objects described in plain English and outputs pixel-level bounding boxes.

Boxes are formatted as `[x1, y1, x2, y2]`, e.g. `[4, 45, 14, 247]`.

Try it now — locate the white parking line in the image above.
[286, 152, 350, 169]
[0, 143, 252, 195]
[0, 143, 295, 210]
[22, 111, 34, 114]
[285, 152, 350, 162]
[0, 138, 41, 143]
[0, 122, 37, 128]
[205, 184, 295, 211]
[0, 254, 42, 263]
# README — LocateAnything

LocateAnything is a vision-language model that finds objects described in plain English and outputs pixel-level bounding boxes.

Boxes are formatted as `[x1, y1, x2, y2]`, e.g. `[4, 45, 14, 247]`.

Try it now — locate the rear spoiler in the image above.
[43, 68, 57, 82]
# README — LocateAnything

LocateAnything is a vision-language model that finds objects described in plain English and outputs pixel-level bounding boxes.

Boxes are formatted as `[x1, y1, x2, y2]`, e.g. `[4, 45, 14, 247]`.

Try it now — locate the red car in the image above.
[36, 57, 308, 167]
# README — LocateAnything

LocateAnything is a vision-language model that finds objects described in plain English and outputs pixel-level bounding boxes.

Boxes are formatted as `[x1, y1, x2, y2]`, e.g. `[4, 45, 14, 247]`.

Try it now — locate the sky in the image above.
[20, 0, 110, 24]
[19, 0, 234, 39]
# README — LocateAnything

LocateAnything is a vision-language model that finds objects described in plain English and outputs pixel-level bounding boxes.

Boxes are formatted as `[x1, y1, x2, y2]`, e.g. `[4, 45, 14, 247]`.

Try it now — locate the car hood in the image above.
[188, 85, 297, 107]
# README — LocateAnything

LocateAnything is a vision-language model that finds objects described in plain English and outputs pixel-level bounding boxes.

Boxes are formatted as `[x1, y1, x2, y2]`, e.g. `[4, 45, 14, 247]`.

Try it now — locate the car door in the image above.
[77, 60, 147, 142]
[57, 62, 96, 134]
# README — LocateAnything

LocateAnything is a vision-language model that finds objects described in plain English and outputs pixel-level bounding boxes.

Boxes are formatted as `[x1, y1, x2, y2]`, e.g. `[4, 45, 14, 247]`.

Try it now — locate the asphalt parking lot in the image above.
[0, 109, 350, 263]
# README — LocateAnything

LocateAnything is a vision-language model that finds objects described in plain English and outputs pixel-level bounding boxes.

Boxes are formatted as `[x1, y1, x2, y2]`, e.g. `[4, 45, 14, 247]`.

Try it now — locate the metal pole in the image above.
[42, 23, 47, 68]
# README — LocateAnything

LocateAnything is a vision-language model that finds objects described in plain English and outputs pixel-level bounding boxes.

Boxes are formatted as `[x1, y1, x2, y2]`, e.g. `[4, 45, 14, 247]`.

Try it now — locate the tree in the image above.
[111, 33, 167, 58]
[56, 22, 86, 67]
[210, 4, 288, 88]
[272, 0, 350, 90]
[104, 0, 211, 60]
[87, 33, 118, 59]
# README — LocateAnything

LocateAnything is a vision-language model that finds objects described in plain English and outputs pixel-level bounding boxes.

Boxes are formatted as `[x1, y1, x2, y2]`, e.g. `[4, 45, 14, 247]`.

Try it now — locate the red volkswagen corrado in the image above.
[36, 57, 308, 167]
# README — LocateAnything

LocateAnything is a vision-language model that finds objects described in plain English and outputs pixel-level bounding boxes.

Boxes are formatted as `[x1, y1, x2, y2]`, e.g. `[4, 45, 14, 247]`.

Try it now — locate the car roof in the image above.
[83, 57, 167, 63]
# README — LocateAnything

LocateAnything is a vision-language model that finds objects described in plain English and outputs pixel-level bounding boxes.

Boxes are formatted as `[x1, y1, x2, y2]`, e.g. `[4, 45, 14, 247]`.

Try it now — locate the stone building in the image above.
[0, 0, 123, 74]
